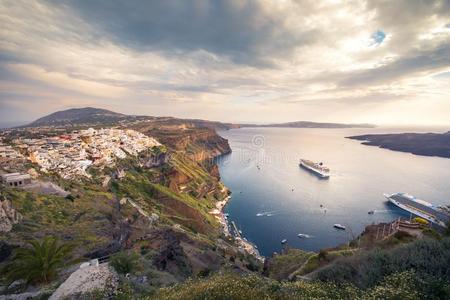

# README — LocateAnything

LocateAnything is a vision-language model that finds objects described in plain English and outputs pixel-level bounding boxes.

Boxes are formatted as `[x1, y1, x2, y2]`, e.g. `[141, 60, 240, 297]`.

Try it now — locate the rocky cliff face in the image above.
[142, 127, 231, 162]
[0, 197, 22, 232]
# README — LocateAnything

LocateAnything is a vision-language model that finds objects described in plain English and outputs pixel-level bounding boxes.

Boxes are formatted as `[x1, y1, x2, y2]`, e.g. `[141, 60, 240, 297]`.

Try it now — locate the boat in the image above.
[368, 210, 375, 214]
[297, 234, 310, 238]
[384, 193, 450, 228]
[333, 224, 346, 230]
[281, 239, 288, 244]
[299, 159, 330, 178]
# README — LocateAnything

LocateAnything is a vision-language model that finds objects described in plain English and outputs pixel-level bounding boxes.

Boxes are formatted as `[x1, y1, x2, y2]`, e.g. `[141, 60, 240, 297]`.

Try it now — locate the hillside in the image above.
[1, 109, 448, 299]
[148, 236, 450, 300]
[348, 131, 450, 158]
[0, 119, 259, 298]
[26, 107, 130, 127]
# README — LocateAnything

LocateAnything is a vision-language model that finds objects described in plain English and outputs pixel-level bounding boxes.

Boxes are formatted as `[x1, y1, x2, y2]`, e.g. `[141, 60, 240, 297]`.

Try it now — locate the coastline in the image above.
[211, 188, 264, 261]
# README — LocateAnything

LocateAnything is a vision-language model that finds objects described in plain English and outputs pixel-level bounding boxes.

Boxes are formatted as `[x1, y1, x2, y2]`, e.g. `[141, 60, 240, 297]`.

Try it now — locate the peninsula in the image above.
[348, 131, 450, 158]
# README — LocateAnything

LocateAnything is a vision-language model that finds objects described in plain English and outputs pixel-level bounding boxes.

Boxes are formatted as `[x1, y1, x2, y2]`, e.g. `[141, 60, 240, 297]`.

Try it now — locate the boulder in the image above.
[0, 198, 22, 233]
[49, 264, 118, 300]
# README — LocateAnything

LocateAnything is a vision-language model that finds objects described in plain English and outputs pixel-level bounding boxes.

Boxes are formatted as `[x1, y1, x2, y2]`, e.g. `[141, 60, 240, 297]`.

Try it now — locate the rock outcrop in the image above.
[144, 127, 231, 162]
[0, 197, 22, 232]
[145, 152, 169, 168]
[49, 263, 118, 300]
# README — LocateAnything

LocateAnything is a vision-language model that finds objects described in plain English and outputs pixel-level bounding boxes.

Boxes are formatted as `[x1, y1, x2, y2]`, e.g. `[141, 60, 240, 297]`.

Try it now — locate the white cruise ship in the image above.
[384, 193, 450, 228]
[299, 159, 330, 178]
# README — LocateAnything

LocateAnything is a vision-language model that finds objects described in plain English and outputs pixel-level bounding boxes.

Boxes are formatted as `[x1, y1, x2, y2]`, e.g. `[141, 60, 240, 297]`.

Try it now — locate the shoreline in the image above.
[211, 189, 264, 261]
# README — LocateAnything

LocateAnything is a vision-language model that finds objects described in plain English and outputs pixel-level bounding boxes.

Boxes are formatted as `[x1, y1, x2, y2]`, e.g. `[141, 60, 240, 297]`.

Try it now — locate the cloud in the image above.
[53, 0, 317, 67]
[338, 42, 450, 87]
[0, 0, 450, 125]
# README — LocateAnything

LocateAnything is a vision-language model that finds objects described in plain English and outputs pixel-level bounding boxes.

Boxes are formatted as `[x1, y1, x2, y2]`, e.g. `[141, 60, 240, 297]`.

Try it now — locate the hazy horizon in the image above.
[1, 1, 450, 126]
[2, 105, 450, 131]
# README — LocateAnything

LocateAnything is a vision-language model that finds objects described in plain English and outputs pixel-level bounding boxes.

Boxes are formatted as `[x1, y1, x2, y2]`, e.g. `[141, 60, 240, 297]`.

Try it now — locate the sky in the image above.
[1, 0, 450, 126]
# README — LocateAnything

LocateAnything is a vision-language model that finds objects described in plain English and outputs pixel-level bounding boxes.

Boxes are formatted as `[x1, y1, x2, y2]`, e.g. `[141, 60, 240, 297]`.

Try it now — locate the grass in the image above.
[266, 249, 314, 280]
[146, 270, 428, 300]
[296, 248, 358, 276]
[1, 185, 116, 256]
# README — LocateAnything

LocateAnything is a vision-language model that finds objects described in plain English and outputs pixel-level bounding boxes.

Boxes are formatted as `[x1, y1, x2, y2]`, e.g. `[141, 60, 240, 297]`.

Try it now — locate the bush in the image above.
[318, 249, 328, 261]
[315, 237, 450, 291]
[65, 194, 75, 202]
[110, 251, 139, 275]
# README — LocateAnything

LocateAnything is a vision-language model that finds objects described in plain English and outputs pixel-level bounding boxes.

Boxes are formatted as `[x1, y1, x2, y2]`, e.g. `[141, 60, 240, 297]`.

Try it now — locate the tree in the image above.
[3, 237, 72, 286]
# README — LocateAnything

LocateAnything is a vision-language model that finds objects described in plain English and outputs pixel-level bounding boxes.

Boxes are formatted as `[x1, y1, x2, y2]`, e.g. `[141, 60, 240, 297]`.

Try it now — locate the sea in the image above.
[216, 126, 450, 256]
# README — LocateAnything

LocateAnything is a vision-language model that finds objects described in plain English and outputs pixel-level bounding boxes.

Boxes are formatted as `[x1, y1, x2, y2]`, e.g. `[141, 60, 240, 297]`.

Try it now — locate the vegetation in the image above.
[265, 249, 313, 280]
[2, 237, 72, 286]
[445, 221, 450, 236]
[148, 270, 428, 300]
[2, 120, 449, 299]
[110, 251, 139, 275]
[315, 237, 450, 296]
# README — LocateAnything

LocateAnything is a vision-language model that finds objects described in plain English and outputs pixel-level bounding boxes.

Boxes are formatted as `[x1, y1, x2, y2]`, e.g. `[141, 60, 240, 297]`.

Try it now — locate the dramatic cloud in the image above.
[0, 0, 450, 126]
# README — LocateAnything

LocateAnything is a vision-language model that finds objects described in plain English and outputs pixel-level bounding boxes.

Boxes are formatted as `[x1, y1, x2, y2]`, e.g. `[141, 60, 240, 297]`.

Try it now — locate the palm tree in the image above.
[3, 236, 72, 286]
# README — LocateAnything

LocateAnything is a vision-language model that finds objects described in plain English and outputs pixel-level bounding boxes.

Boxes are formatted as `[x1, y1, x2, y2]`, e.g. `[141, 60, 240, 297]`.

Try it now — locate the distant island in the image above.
[348, 132, 450, 158]
[241, 121, 375, 129]
[15, 107, 375, 130]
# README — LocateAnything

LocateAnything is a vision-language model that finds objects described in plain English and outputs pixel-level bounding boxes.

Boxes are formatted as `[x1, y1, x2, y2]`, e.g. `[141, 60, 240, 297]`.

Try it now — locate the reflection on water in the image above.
[217, 127, 450, 256]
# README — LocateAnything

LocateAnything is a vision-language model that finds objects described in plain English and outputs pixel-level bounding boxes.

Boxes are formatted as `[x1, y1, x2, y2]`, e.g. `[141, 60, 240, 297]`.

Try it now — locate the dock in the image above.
[231, 221, 241, 238]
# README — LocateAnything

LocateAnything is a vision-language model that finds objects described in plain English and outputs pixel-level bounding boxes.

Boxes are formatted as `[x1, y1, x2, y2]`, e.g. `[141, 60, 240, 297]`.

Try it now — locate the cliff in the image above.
[0, 196, 22, 232]
[0, 121, 258, 297]
[140, 126, 231, 162]
[348, 131, 450, 158]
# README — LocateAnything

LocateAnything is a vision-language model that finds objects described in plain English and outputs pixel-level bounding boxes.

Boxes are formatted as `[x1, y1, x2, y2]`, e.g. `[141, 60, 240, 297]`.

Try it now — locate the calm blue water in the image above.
[217, 127, 450, 256]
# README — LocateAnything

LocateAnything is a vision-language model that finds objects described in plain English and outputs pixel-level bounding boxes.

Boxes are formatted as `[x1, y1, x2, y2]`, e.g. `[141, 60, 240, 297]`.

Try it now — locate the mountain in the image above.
[348, 131, 450, 158]
[26, 107, 129, 127]
[24, 107, 375, 130]
[241, 121, 375, 129]
[24, 107, 239, 130]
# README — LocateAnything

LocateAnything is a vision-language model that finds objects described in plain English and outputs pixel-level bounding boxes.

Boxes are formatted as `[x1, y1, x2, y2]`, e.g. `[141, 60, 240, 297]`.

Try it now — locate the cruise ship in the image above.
[384, 193, 450, 228]
[299, 159, 330, 178]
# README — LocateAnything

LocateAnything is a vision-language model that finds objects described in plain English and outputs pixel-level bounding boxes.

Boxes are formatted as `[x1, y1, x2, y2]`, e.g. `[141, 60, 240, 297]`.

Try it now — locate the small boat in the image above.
[333, 224, 346, 230]
[224, 213, 229, 217]
[297, 234, 310, 238]
[368, 210, 375, 214]
[281, 239, 288, 244]
[238, 230, 242, 234]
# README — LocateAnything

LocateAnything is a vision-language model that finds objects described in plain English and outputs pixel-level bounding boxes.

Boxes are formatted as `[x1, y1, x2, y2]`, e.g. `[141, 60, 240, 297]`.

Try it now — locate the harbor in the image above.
[217, 127, 450, 255]
[210, 193, 263, 260]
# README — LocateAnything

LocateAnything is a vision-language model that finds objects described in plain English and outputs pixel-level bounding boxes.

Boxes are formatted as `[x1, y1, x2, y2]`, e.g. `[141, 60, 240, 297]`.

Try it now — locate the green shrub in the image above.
[3, 237, 72, 286]
[316, 237, 450, 291]
[318, 249, 328, 261]
[110, 251, 139, 275]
